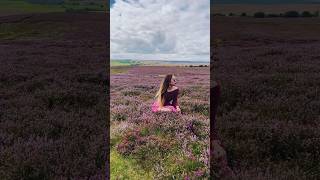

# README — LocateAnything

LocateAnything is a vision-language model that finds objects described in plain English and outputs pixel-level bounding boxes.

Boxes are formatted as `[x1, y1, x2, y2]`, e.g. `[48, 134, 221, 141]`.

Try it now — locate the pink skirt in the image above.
[151, 101, 178, 113]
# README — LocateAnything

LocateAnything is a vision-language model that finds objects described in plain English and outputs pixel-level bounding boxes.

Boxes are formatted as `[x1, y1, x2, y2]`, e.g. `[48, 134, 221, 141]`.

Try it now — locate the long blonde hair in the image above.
[155, 74, 174, 107]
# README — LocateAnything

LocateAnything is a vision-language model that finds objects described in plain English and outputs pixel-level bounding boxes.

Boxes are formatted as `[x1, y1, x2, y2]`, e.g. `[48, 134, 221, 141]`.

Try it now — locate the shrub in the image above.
[122, 90, 141, 96]
[192, 103, 209, 116]
[301, 11, 313, 17]
[241, 12, 247, 17]
[65, 8, 87, 13]
[117, 129, 146, 156]
[267, 13, 281, 17]
[314, 11, 320, 17]
[213, 13, 226, 16]
[254, 12, 265, 18]
[26, 0, 63, 4]
[228, 13, 235, 16]
[112, 113, 127, 121]
[284, 11, 300, 17]
[190, 142, 202, 156]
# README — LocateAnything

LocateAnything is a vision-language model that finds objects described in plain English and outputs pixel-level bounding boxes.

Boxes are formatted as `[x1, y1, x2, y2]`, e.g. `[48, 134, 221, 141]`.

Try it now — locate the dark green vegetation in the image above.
[214, 10, 320, 17]
[0, 13, 108, 179]
[0, 0, 106, 16]
[212, 4, 320, 17]
[212, 16, 320, 179]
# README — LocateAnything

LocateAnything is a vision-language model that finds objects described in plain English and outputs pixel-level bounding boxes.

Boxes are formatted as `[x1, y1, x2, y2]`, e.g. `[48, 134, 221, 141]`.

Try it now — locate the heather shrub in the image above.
[187, 119, 208, 140]
[112, 113, 127, 121]
[122, 90, 141, 96]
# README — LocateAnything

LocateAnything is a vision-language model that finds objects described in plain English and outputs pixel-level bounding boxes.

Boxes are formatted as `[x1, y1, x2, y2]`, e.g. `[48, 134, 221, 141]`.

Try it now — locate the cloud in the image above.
[111, 0, 210, 61]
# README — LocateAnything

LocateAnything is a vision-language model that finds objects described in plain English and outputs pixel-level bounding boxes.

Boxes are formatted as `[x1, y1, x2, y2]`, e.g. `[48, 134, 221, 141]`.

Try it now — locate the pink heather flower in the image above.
[184, 176, 191, 180]
[194, 169, 204, 177]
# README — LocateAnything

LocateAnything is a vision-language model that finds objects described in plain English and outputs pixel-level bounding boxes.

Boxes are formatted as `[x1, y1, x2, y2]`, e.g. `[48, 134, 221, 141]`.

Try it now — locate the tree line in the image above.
[213, 10, 320, 18]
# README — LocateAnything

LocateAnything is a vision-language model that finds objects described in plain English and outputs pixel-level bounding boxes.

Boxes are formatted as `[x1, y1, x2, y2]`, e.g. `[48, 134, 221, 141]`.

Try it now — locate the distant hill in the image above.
[25, 0, 105, 5]
[26, 0, 63, 4]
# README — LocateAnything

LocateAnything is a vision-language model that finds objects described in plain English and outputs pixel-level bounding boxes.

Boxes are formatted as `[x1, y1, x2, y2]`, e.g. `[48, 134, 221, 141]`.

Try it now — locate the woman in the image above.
[152, 74, 181, 113]
[211, 81, 235, 178]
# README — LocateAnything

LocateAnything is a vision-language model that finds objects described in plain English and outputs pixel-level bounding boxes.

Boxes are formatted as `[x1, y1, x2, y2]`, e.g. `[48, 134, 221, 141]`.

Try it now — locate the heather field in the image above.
[212, 16, 320, 179]
[110, 66, 210, 179]
[0, 13, 108, 179]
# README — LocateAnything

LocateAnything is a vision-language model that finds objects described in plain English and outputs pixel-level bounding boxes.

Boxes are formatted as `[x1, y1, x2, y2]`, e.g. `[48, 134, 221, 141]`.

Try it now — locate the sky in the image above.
[110, 0, 210, 62]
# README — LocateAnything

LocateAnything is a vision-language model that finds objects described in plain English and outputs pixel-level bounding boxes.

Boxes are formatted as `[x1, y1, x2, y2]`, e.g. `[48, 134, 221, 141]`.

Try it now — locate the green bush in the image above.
[213, 13, 226, 16]
[284, 11, 300, 17]
[65, 8, 87, 13]
[301, 11, 313, 17]
[190, 142, 202, 156]
[254, 12, 265, 18]
[267, 13, 281, 17]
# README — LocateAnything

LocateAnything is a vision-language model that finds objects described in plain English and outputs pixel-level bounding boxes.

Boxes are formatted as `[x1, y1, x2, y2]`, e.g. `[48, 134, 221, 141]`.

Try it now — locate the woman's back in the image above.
[163, 88, 179, 107]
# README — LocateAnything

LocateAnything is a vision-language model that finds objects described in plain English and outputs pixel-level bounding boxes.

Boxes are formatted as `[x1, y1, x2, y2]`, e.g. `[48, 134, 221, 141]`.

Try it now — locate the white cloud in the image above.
[111, 0, 210, 61]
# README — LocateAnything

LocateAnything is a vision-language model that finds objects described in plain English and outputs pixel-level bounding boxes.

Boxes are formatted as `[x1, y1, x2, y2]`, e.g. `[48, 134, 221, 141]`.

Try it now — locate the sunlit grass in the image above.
[110, 149, 154, 180]
[110, 67, 130, 75]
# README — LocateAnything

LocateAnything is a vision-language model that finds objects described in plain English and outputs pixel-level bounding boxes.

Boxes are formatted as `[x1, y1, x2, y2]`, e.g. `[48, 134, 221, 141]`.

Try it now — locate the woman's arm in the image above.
[172, 89, 179, 108]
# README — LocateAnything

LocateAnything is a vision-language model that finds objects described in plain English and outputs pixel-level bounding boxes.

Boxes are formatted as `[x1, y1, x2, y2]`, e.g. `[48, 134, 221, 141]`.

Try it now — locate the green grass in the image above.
[110, 60, 144, 74]
[110, 149, 154, 180]
[0, 0, 65, 15]
[162, 149, 206, 179]
[111, 60, 143, 67]
[110, 67, 130, 75]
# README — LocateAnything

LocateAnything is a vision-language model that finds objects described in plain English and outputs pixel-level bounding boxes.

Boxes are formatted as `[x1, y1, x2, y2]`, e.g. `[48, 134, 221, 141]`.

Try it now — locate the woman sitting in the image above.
[152, 74, 181, 113]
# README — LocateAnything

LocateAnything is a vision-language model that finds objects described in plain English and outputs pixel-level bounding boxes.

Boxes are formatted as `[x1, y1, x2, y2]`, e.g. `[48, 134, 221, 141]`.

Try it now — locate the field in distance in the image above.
[0, 0, 106, 16]
[111, 60, 209, 67]
[212, 4, 320, 15]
